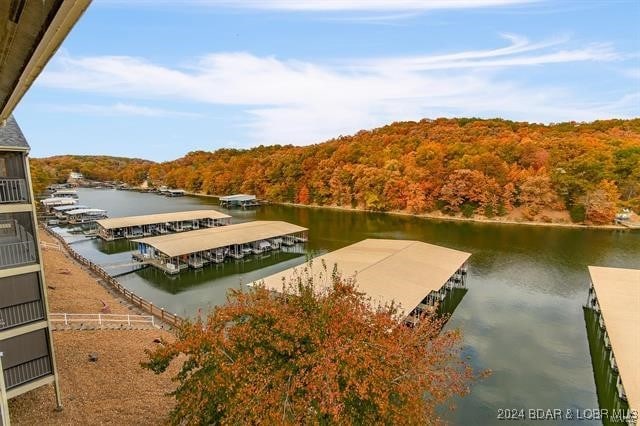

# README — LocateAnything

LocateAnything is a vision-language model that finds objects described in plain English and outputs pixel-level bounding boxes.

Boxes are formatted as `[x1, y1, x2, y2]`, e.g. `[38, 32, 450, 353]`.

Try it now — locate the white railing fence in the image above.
[40, 241, 61, 251]
[49, 313, 156, 328]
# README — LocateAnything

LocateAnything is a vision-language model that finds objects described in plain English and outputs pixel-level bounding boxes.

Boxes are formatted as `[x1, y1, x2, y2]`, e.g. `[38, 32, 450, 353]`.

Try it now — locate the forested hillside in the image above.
[30, 155, 154, 194]
[32, 118, 640, 224]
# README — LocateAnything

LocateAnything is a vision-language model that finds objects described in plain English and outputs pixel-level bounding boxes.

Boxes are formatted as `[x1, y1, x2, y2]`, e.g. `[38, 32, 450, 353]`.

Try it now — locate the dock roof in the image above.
[588, 266, 640, 412]
[134, 220, 307, 257]
[255, 239, 471, 320]
[66, 208, 107, 215]
[53, 204, 88, 212]
[96, 210, 231, 230]
[219, 194, 256, 201]
[41, 198, 77, 205]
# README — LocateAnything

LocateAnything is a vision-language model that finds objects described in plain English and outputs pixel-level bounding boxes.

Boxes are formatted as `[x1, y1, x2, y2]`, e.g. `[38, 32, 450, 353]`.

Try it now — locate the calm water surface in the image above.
[57, 188, 639, 425]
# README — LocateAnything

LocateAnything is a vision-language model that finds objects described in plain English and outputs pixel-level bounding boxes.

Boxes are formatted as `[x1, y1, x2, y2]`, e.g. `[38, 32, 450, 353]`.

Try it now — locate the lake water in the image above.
[55, 188, 639, 425]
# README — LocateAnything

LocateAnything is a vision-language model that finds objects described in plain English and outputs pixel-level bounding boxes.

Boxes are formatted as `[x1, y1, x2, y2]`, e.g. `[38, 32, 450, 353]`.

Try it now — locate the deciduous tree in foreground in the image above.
[143, 263, 479, 425]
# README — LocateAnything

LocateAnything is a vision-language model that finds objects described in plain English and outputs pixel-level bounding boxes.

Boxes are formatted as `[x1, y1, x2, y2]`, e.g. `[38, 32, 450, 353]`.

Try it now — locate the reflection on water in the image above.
[583, 308, 630, 426]
[58, 188, 640, 425]
[135, 250, 306, 294]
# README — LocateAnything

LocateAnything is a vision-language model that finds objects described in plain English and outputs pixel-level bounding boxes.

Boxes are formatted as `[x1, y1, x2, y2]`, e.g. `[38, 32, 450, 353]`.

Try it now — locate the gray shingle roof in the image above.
[0, 116, 29, 150]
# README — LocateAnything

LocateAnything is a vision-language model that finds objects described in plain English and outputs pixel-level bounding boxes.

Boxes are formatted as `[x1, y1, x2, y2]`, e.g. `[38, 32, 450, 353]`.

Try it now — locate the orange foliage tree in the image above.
[586, 180, 620, 225]
[517, 174, 559, 216]
[31, 119, 640, 222]
[143, 265, 476, 425]
[296, 185, 310, 204]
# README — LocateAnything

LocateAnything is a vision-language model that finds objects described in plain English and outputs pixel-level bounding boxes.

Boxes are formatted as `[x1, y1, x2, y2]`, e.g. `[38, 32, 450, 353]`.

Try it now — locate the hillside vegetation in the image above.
[32, 118, 640, 224]
[30, 155, 154, 194]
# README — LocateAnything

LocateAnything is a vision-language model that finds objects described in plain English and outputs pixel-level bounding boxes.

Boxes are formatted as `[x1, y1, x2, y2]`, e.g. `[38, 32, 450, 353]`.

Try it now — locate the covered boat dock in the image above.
[52, 204, 89, 218]
[96, 210, 232, 241]
[66, 208, 108, 224]
[132, 220, 308, 274]
[254, 239, 470, 325]
[585, 266, 640, 419]
[219, 194, 258, 208]
[40, 197, 77, 213]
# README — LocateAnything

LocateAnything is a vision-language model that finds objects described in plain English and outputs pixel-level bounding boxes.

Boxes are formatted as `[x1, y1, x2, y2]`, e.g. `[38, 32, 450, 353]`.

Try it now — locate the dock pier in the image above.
[255, 239, 470, 327]
[96, 210, 232, 241]
[585, 266, 639, 422]
[132, 220, 308, 274]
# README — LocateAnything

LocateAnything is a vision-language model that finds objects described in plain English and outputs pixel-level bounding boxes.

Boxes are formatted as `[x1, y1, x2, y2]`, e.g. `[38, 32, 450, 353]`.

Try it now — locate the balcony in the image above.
[0, 300, 44, 331]
[3, 355, 52, 389]
[0, 177, 28, 203]
[0, 218, 37, 268]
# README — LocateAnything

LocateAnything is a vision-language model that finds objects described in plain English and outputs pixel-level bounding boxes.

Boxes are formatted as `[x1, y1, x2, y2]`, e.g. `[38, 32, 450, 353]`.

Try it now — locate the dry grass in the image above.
[8, 229, 180, 425]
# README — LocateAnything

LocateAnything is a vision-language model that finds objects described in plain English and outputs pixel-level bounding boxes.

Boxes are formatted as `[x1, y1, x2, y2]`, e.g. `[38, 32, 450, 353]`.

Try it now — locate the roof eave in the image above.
[0, 0, 91, 121]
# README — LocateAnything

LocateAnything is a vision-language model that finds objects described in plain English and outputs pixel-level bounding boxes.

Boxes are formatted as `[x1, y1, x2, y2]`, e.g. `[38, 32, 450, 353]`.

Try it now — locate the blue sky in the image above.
[15, 0, 640, 161]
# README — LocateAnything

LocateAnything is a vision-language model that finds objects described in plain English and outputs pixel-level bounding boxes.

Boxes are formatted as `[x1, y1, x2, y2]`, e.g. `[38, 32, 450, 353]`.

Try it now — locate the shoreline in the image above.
[42, 225, 184, 327]
[9, 229, 178, 424]
[186, 191, 632, 231]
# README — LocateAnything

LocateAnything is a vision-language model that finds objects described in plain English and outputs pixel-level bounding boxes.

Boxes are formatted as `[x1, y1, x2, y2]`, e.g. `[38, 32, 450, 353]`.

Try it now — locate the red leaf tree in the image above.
[143, 263, 479, 425]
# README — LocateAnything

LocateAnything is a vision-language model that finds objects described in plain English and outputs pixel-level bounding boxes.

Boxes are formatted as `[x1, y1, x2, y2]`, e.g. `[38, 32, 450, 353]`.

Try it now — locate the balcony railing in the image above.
[0, 219, 37, 268]
[0, 240, 36, 268]
[3, 355, 52, 389]
[0, 300, 44, 331]
[0, 178, 28, 203]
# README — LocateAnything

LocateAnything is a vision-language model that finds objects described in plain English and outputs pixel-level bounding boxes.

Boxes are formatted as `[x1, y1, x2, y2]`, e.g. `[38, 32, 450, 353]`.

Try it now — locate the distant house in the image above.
[69, 171, 84, 180]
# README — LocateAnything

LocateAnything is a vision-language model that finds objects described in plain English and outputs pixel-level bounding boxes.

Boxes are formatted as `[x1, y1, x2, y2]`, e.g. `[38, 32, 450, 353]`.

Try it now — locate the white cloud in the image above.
[37, 34, 634, 146]
[48, 102, 200, 118]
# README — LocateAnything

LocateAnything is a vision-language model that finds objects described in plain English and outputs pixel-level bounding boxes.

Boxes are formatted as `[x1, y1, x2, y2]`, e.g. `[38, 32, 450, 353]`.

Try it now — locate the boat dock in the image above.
[132, 220, 308, 274]
[254, 239, 470, 325]
[96, 210, 232, 241]
[219, 194, 260, 208]
[585, 266, 640, 419]
[40, 197, 77, 213]
[52, 204, 89, 218]
[50, 189, 78, 199]
[66, 208, 108, 224]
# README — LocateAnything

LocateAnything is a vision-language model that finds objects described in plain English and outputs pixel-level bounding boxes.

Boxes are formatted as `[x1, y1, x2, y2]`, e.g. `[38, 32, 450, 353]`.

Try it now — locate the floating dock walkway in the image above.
[586, 266, 640, 420]
[132, 220, 308, 274]
[254, 239, 470, 326]
[96, 210, 232, 241]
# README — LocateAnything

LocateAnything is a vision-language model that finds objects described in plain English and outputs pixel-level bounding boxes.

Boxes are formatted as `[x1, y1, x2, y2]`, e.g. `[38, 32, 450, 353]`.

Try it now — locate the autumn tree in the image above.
[438, 169, 501, 214]
[585, 180, 620, 224]
[144, 264, 476, 425]
[31, 118, 640, 219]
[517, 174, 558, 216]
[296, 185, 310, 204]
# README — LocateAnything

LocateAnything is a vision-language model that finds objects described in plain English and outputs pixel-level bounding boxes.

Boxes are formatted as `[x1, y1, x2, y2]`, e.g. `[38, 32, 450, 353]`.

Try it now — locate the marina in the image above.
[46, 188, 640, 425]
[585, 266, 640, 422]
[132, 220, 308, 274]
[256, 239, 469, 325]
[96, 210, 232, 241]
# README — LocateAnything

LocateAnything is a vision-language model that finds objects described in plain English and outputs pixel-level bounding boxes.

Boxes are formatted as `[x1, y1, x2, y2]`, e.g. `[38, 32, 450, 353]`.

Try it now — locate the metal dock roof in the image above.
[255, 239, 471, 320]
[133, 220, 307, 257]
[66, 208, 107, 215]
[96, 210, 231, 230]
[219, 194, 256, 201]
[588, 266, 640, 413]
